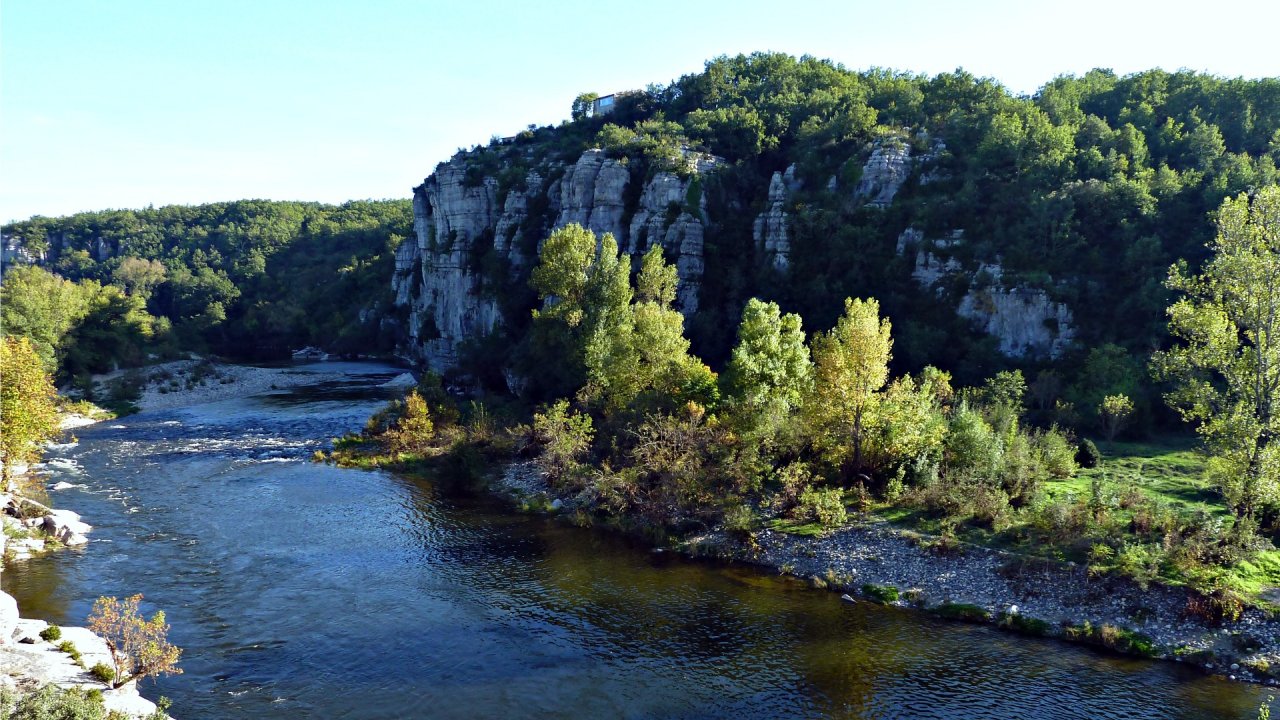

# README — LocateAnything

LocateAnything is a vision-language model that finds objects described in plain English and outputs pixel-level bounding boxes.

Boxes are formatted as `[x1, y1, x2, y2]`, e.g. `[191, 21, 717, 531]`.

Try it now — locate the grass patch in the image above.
[1064, 621, 1157, 657]
[997, 611, 1052, 636]
[934, 603, 991, 622]
[861, 583, 899, 604]
[767, 518, 827, 537]
[1226, 549, 1280, 600]
[1058, 436, 1223, 518]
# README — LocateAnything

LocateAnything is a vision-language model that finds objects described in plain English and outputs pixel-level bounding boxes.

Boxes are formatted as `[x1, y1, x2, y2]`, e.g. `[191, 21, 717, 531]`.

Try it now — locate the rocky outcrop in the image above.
[0, 592, 17, 642]
[494, 171, 543, 270]
[898, 228, 963, 291]
[753, 167, 793, 271]
[626, 169, 711, 313]
[394, 163, 505, 368]
[42, 510, 91, 547]
[0, 600, 169, 718]
[554, 150, 629, 241]
[898, 228, 1075, 359]
[855, 138, 912, 207]
[0, 241, 40, 274]
[958, 283, 1076, 359]
[396, 149, 721, 371]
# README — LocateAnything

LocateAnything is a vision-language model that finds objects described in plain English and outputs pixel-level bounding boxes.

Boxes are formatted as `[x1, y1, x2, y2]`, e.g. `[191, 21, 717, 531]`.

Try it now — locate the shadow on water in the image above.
[3, 363, 1276, 719]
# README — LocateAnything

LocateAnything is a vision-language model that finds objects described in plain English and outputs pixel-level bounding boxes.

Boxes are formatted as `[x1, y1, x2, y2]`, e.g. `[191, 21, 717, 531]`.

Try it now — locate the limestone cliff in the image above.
[854, 138, 912, 207]
[897, 228, 1076, 359]
[394, 126, 1084, 375]
[392, 163, 504, 369]
[554, 150, 629, 241]
[394, 149, 720, 371]
[753, 167, 793, 271]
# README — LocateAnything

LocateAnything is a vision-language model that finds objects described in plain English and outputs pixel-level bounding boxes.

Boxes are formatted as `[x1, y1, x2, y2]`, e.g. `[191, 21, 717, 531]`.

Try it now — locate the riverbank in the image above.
[493, 460, 1280, 687]
[2, 406, 170, 717]
[0, 595, 167, 718]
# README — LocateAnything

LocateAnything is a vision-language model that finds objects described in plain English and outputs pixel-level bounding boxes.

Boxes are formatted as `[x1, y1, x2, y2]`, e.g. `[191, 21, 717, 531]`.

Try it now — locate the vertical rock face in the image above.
[957, 285, 1076, 359]
[394, 163, 503, 369]
[855, 139, 912, 207]
[753, 167, 792, 271]
[494, 170, 546, 272]
[554, 150, 630, 241]
[0, 241, 40, 275]
[395, 150, 720, 371]
[627, 169, 709, 313]
[898, 228, 963, 291]
[897, 227, 1076, 359]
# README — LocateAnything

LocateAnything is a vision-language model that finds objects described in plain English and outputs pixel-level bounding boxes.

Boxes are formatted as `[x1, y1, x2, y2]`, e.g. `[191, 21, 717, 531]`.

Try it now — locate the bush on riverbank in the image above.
[0, 684, 172, 720]
[1064, 621, 1157, 657]
[934, 603, 991, 622]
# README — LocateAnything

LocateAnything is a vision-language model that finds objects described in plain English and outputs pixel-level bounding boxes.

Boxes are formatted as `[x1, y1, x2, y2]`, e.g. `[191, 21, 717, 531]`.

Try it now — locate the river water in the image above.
[3, 363, 1274, 719]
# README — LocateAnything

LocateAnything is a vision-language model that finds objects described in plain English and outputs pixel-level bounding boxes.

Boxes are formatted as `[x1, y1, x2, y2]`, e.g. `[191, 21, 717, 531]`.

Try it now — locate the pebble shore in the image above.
[497, 460, 1280, 686]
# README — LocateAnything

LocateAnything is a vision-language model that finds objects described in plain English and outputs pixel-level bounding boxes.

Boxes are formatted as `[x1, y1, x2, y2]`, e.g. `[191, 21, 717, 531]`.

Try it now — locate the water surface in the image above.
[4, 363, 1273, 719]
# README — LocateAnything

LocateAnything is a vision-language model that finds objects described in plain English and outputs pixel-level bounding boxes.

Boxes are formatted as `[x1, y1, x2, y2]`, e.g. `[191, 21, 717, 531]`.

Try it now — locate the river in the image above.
[3, 363, 1274, 719]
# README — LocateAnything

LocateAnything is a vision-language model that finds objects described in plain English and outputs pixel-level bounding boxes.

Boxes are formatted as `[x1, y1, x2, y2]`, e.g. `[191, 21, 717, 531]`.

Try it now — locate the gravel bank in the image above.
[495, 460, 1280, 686]
[93, 359, 346, 413]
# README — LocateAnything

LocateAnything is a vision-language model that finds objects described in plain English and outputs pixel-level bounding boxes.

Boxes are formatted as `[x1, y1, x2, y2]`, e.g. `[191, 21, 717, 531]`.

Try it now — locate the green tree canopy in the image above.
[723, 298, 812, 413]
[1154, 186, 1280, 519]
[0, 265, 91, 373]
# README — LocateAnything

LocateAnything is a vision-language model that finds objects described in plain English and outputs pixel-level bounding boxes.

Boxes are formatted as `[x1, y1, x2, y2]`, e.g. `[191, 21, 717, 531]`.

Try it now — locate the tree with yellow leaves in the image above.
[807, 298, 893, 477]
[87, 594, 182, 688]
[0, 336, 61, 491]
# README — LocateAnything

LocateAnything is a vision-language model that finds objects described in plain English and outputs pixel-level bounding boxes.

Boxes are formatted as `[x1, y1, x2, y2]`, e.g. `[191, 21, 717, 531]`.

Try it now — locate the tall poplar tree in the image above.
[1154, 186, 1280, 520]
[807, 297, 893, 477]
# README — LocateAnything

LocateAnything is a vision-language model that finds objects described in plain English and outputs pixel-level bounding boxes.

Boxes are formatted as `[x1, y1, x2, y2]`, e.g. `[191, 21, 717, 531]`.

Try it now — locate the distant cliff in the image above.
[395, 131, 1078, 384]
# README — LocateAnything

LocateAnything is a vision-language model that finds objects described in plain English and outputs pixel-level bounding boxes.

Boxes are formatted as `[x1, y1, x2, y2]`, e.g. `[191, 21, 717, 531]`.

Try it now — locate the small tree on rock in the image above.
[87, 594, 182, 688]
[571, 92, 599, 121]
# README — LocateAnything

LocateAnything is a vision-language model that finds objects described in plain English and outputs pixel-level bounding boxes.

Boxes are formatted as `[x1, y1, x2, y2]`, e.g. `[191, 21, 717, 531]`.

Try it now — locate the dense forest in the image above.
[2, 199, 411, 383]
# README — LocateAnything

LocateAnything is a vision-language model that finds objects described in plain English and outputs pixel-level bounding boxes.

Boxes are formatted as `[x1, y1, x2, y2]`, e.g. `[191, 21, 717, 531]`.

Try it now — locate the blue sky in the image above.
[2, 0, 1277, 222]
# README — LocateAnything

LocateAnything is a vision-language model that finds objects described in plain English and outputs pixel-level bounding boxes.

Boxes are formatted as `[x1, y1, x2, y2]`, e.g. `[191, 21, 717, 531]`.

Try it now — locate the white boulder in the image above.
[379, 372, 418, 390]
[0, 592, 19, 644]
[43, 510, 92, 539]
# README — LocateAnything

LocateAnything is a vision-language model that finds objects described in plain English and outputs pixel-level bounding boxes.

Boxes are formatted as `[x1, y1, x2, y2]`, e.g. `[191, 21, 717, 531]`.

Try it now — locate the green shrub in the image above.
[1038, 427, 1077, 477]
[722, 503, 756, 534]
[382, 390, 435, 454]
[861, 583, 899, 604]
[998, 611, 1052, 636]
[1185, 584, 1245, 624]
[797, 487, 848, 529]
[90, 663, 115, 684]
[934, 603, 992, 622]
[0, 684, 107, 720]
[532, 399, 595, 488]
[57, 640, 83, 666]
[1115, 542, 1162, 589]
[1076, 439, 1101, 468]
[39, 625, 62, 642]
